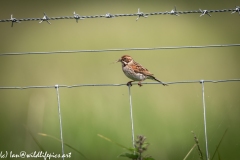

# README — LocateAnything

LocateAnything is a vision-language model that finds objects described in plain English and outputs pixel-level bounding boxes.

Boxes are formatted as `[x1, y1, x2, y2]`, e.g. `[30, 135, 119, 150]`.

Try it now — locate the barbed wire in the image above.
[1, 44, 240, 56]
[0, 79, 239, 90]
[0, 6, 239, 27]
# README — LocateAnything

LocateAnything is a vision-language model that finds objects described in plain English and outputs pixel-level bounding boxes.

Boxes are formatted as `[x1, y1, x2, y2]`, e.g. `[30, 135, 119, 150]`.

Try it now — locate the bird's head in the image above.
[117, 55, 133, 65]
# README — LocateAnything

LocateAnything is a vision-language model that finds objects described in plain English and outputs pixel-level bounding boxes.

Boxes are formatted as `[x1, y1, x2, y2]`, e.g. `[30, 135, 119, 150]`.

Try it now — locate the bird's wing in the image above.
[130, 61, 154, 76]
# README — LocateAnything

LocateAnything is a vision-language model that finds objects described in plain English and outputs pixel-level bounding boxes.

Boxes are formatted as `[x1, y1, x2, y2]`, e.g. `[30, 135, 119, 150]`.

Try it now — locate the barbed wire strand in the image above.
[0, 44, 240, 56]
[0, 79, 239, 90]
[128, 85, 135, 150]
[0, 7, 239, 25]
[55, 85, 65, 160]
[200, 80, 209, 160]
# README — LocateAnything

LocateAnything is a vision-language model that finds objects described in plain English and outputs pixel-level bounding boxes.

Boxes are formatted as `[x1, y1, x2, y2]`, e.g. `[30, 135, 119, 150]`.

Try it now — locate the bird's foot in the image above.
[138, 82, 142, 87]
[127, 81, 133, 87]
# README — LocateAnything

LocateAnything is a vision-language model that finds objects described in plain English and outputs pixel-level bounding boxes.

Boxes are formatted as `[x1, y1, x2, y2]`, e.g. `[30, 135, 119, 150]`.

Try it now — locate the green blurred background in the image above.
[0, 0, 240, 159]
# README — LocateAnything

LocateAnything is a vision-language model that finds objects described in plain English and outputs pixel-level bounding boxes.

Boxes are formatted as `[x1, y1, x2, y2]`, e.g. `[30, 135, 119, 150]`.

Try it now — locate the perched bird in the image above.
[117, 55, 168, 87]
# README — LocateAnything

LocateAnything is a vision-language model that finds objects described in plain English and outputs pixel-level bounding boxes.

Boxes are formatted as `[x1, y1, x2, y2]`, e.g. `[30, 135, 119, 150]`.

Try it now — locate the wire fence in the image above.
[1, 5, 240, 159]
[0, 6, 239, 26]
[1, 79, 240, 160]
[0, 34, 239, 159]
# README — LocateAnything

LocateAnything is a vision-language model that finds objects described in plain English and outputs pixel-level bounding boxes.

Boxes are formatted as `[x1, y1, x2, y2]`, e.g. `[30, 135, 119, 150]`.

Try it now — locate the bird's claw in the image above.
[127, 82, 133, 87]
[138, 82, 142, 87]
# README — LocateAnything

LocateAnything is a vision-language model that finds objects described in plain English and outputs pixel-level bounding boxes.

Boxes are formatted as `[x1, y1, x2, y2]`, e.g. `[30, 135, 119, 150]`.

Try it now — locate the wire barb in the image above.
[73, 11, 84, 23]
[10, 14, 20, 27]
[170, 6, 179, 16]
[39, 12, 51, 24]
[105, 13, 114, 18]
[199, 9, 211, 17]
[136, 8, 148, 21]
[231, 6, 240, 14]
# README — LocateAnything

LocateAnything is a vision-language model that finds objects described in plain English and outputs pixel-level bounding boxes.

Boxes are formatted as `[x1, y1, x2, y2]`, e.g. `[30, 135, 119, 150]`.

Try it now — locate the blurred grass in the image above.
[0, 0, 240, 160]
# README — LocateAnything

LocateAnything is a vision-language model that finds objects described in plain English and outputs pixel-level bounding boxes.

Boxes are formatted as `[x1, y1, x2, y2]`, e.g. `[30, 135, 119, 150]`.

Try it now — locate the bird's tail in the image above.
[150, 76, 168, 86]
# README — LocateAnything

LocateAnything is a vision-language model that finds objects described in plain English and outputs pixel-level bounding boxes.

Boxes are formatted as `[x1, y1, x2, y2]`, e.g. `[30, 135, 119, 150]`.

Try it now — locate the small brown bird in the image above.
[117, 55, 167, 87]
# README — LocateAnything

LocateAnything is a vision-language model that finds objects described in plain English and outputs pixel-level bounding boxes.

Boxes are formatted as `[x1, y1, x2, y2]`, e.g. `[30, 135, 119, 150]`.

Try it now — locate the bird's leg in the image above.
[138, 81, 143, 87]
[127, 81, 134, 87]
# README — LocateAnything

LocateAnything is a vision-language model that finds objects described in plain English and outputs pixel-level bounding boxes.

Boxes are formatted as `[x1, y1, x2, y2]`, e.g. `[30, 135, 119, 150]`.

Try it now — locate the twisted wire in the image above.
[0, 8, 238, 23]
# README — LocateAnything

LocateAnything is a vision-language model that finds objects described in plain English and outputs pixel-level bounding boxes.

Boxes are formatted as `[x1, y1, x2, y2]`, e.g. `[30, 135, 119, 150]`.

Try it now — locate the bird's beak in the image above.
[116, 59, 121, 63]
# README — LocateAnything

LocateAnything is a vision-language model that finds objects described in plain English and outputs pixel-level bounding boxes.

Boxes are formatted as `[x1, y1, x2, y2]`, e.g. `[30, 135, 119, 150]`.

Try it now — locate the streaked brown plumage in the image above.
[117, 55, 167, 86]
